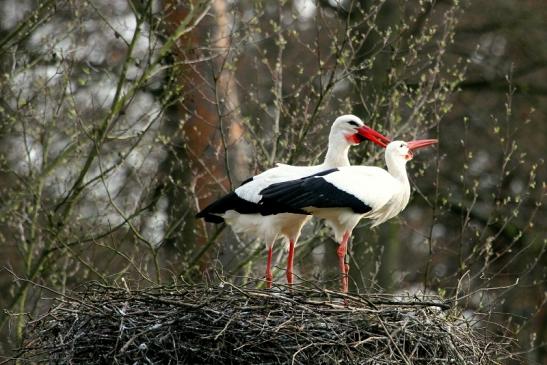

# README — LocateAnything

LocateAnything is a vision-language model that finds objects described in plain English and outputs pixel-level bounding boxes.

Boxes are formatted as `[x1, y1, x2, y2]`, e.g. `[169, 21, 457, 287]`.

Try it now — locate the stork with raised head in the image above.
[258, 139, 438, 293]
[196, 115, 390, 287]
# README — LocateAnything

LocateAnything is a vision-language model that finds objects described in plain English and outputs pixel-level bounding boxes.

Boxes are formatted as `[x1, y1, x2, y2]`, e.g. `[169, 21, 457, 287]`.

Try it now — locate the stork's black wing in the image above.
[196, 192, 261, 223]
[259, 169, 372, 215]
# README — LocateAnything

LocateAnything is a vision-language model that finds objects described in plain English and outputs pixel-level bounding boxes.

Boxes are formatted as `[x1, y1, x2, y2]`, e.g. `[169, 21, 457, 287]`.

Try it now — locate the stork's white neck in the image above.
[385, 153, 409, 184]
[385, 152, 411, 212]
[323, 131, 351, 168]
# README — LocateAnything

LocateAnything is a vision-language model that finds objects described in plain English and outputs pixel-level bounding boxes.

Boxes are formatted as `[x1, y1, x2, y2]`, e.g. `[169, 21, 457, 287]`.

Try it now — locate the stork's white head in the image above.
[386, 139, 438, 164]
[329, 115, 389, 148]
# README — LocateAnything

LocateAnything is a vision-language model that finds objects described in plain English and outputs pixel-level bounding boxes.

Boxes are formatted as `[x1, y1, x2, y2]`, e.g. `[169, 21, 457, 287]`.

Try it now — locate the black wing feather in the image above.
[259, 171, 372, 215]
[196, 192, 262, 223]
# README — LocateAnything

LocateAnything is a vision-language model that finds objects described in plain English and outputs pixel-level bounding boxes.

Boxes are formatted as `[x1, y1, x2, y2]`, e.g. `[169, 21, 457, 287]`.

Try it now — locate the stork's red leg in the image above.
[287, 240, 295, 286]
[265, 246, 273, 288]
[336, 232, 351, 293]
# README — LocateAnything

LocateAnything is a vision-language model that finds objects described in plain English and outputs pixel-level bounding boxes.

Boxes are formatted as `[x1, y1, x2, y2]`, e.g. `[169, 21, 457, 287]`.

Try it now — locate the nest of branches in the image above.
[20, 281, 509, 364]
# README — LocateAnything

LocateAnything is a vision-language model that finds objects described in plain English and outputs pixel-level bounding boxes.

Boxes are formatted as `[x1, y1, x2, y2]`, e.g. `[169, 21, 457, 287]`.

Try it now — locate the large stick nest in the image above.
[20, 282, 509, 364]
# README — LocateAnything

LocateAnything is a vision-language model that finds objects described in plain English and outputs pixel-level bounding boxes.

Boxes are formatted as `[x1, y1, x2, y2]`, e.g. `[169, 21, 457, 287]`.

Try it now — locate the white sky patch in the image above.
[333, 77, 351, 94]
[131, 31, 152, 59]
[6, 136, 43, 175]
[480, 174, 496, 190]
[112, 92, 161, 138]
[126, 92, 157, 122]
[471, 33, 507, 66]
[405, 206, 423, 222]
[431, 223, 446, 240]
[110, 14, 139, 44]
[74, 32, 108, 65]
[125, 148, 146, 170]
[125, 64, 143, 80]
[139, 145, 167, 176]
[0, 0, 33, 30]
[74, 79, 118, 110]
[409, 230, 429, 255]
[10, 66, 62, 103]
[29, 22, 56, 47]
[93, 0, 129, 14]
[79, 203, 126, 228]
[469, 150, 490, 175]
[44, 164, 74, 197]
[328, 0, 349, 10]
[294, 0, 317, 21]
[29, 21, 77, 57]
[28, 11, 153, 65]
[143, 197, 169, 248]
[88, 164, 128, 201]
[510, 179, 524, 195]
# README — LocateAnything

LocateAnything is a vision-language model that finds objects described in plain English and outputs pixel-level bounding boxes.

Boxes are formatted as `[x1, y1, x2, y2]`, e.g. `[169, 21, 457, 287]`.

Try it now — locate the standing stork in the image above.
[196, 115, 389, 287]
[258, 139, 438, 292]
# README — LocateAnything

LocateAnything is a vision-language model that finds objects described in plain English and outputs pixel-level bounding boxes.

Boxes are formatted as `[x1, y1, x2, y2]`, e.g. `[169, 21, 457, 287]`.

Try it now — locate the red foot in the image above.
[343, 263, 350, 293]
[287, 240, 295, 286]
[265, 272, 273, 289]
[336, 243, 346, 257]
[286, 270, 293, 286]
[337, 232, 351, 293]
[265, 246, 273, 289]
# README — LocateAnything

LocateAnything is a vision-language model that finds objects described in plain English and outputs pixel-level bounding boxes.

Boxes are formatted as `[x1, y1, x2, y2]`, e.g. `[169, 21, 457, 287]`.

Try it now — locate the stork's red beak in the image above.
[405, 139, 438, 160]
[357, 126, 390, 148]
[407, 139, 438, 150]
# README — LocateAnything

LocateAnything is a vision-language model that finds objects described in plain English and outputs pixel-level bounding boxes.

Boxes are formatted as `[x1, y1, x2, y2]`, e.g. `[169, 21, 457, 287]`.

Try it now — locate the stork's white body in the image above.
[258, 142, 415, 240]
[222, 210, 307, 246]
[306, 163, 410, 242]
[228, 164, 347, 246]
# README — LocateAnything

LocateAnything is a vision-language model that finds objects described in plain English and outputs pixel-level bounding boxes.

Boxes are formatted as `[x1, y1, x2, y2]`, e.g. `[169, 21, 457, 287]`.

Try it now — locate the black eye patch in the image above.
[347, 121, 359, 127]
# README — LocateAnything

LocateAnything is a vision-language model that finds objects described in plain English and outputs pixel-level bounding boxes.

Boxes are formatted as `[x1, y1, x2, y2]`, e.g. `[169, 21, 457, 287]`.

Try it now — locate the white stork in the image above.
[196, 115, 389, 287]
[258, 139, 438, 292]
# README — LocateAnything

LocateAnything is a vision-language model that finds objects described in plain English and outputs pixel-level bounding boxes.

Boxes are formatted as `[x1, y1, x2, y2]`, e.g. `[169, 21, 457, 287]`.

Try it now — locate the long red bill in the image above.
[357, 126, 391, 148]
[407, 139, 438, 150]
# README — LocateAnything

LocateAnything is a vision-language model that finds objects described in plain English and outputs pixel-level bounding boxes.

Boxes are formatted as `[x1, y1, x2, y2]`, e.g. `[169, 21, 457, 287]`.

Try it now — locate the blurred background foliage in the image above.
[0, 0, 544, 363]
